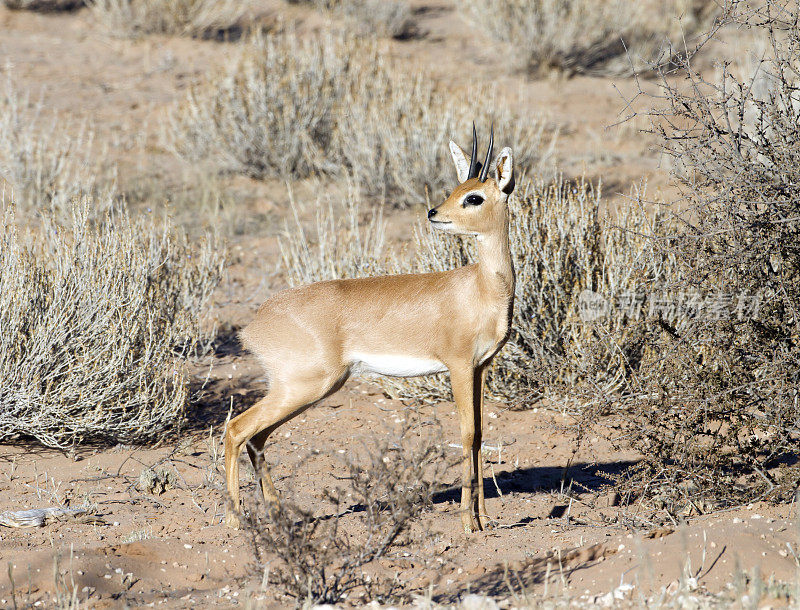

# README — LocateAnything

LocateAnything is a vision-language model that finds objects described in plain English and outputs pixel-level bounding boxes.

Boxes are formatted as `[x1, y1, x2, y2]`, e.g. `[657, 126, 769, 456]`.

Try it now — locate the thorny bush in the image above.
[243, 421, 449, 605]
[599, 0, 800, 515]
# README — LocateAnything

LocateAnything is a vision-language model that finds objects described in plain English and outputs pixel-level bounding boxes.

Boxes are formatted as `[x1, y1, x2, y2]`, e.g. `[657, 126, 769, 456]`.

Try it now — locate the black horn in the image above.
[479, 123, 494, 182]
[467, 122, 479, 179]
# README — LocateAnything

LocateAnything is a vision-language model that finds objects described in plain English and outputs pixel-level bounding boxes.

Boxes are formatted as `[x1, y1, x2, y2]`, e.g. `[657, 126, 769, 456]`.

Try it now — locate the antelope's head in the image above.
[428, 123, 514, 237]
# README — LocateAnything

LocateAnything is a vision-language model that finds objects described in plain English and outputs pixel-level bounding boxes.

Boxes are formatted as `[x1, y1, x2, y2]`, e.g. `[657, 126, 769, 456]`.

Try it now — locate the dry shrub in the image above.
[278, 177, 675, 404]
[335, 63, 550, 205]
[166, 30, 554, 206]
[287, 0, 415, 39]
[87, 0, 248, 38]
[464, 0, 718, 77]
[0, 79, 111, 219]
[602, 0, 800, 512]
[138, 466, 178, 495]
[244, 422, 448, 605]
[121, 167, 263, 238]
[0, 196, 224, 449]
[167, 31, 348, 180]
[331, 0, 414, 39]
[2, 0, 83, 9]
[279, 186, 388, 287]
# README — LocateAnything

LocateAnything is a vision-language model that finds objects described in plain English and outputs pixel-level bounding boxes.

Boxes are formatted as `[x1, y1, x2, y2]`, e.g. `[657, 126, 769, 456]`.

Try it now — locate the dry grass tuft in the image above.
[279, 185, 388, 287]
[464, 0, 718, 77]
[244, 421, 448, 605]
[0, 79, 112, 219]
[87, 0, 249, 39]
[288, 0, 416, 39]
[0, 196, 224, 449]
[166, 30, 554, 206]
[167, 30, 350, 181]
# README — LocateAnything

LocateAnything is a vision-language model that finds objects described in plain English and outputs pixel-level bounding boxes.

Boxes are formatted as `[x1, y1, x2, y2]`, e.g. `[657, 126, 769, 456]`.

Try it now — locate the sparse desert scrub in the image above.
[87, 0, 248, 38]
[598, 0, 800, 512]
[279, 185, 388, 286]
[464, 0, 718, 76]
[244, 422, 448, 605]
[167, 30, 350, 181]
[330, 0, 414, 39]
[287, 0, 415, 39]
[2, 0, 83, 10]
[0, 196, 223, 449]
[166, 30, 554, 206]
[0, 79, 110, 219]
[278, 177, 676, 403]
[119, 165, 265, 238]
[334, 65, 550, 205]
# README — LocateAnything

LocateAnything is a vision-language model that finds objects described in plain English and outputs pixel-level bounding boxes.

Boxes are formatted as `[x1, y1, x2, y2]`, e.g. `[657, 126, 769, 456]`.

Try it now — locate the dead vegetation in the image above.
[166, 29, 554, 206]
[243, 421, 449, 605]
[0, 196, 223, 449]
[2, 0, 799, 605]
[0, 79, 112, 219]
[590, 0, 800, 513]
[279, 186, 388, 287]
[287, 0, 416, 39]
[464, 0, 718, 77]
[87, 0, 249, 38]
[166, 30, 351, 182]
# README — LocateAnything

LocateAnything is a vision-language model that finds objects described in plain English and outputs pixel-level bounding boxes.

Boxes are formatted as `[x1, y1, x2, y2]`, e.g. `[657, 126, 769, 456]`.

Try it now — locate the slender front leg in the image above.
[473, 364, 490, 529]
[450, 364, 480, 534]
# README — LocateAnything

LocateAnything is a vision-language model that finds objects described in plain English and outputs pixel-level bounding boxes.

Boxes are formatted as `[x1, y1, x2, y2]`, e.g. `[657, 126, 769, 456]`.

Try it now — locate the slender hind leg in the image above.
[224, 396, 277, 529]
[224, 372, 345, 528]
[246, 427, 281, 505]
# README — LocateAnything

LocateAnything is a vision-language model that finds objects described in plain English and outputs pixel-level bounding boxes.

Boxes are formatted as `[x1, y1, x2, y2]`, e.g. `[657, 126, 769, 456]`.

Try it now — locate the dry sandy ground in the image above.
[1, 1, 798, 607]
[1, 381, 798, 607]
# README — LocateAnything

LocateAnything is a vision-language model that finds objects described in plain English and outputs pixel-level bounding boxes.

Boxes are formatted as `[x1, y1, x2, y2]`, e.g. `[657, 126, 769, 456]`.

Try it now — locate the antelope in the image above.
[225, 125, 515, 533]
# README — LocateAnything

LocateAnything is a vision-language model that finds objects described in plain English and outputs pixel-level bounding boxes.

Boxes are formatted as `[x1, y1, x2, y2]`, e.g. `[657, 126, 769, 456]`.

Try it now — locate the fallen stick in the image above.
[0, 506, 99, 528]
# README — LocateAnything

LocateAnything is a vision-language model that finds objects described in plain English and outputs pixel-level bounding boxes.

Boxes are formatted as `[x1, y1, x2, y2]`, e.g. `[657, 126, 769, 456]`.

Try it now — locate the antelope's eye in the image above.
[464, 194, 484, 206]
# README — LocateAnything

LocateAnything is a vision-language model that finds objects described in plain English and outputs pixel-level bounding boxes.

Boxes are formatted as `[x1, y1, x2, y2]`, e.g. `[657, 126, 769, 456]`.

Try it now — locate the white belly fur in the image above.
[349, 352, 448, 378]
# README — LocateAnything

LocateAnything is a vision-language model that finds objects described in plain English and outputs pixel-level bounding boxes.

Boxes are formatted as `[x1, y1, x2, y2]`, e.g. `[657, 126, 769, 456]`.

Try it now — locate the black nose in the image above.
[427, 208, 437, 219]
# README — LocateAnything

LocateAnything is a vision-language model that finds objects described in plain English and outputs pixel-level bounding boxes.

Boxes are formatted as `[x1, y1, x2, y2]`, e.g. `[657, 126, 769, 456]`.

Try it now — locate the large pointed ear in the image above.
[494, 147, 514, 194]
[449, 141, 470, 184]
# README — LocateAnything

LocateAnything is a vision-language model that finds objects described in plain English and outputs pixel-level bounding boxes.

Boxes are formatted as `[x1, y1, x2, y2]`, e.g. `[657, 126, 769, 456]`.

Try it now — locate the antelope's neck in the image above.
[475, 224, 515, 301]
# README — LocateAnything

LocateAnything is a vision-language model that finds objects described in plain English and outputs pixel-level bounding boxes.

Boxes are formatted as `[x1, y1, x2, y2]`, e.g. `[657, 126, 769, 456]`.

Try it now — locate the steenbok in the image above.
[226, 125, 515, 533]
